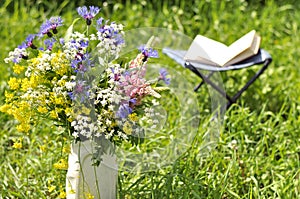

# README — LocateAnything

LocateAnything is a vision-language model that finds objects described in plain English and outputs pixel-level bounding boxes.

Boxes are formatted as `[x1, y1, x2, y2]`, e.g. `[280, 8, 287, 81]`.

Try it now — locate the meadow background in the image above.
[0, 0, 299, 198]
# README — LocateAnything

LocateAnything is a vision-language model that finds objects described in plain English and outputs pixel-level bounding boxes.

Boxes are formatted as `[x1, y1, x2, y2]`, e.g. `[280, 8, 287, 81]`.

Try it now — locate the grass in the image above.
[1, 0, 300, 198]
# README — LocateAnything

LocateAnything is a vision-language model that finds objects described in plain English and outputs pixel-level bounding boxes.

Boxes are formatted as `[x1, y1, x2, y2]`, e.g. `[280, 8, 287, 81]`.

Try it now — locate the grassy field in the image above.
[1, 0, 300, 198]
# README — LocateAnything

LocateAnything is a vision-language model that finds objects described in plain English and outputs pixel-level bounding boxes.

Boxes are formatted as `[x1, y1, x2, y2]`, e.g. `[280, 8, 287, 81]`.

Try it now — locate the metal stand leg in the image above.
[186, 59, 272, 110]
[226, 59, 271, 109]
[186, 64, 233, 103]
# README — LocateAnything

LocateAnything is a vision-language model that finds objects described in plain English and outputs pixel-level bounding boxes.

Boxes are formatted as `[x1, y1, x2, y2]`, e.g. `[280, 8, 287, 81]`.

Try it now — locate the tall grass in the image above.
[1, 0, 300, 198]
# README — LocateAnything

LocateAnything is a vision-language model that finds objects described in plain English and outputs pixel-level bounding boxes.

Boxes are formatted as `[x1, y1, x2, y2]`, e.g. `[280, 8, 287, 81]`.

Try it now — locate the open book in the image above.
[184, 30, 261, 67]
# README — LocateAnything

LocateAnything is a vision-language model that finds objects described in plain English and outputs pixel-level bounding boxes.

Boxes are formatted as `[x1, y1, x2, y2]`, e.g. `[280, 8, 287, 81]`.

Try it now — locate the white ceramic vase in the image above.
[66, 140, 118, 199]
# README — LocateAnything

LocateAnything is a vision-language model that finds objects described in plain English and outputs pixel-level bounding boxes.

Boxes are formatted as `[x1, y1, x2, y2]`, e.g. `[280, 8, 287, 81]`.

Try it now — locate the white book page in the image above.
[224, 34, 261, 66]
[184, 35, 229, 65]
[184, 30, 257, 66]
[225, 30, 256, 62]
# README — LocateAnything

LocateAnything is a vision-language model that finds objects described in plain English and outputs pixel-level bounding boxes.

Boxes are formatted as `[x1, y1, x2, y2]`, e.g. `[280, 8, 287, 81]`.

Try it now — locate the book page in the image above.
[224, 30, 256, 63]
[184, 30, 259, 66]
[184, 35, 229, 65]
[224, 33, 261, 66]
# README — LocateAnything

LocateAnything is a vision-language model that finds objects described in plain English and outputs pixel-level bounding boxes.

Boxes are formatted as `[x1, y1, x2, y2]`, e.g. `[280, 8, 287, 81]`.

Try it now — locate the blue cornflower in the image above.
[71, 59, 88, 73]
[96, 17, 104, 26]
[138, 45, 159, 61]
[59, 38, 65, 45]
[71, 59, 80, 70]
[158, 68, 170, 85]
[71, 53, 92, 73]
[17, 42, 27, 49]
[96, 19, 124, 47]
[97, 23, 114, 38]
[39, 16, 63, 37]
[44, 38, 56, 50]
[114, 34, 125, 46]
[79, 40, 89, 48]
[129, 98, 137, 106]
[77, 6, 100, 25]
[116, 103, 133, 119]
[25, 34, 37, 49]
[17, 34, 37, 50]
[68, 81, 90, 102]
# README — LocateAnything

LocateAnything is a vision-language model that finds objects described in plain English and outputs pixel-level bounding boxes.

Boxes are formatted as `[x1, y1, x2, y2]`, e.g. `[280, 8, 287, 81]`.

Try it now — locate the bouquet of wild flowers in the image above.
[1, 6, 170, 164]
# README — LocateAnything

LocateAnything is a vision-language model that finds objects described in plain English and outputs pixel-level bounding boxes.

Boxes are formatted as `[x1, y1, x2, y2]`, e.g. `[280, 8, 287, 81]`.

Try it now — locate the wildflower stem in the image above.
[90, 140, 101, 199]
[54, 35, 64, 50]
[86, 25, 89, 38]
[77, 141, 86, 198]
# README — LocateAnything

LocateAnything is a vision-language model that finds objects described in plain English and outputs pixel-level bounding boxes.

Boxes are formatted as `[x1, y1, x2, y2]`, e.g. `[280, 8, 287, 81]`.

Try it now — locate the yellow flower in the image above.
[0, 104, 12, 113]
[30, 55, 40, 66]
[85, 193, 94, 199]
[21, 78, 31, 92]
[12, 102, 31, 127]
[18, 101, 31, 111]
[29, 75, 40, 88]
[12, 137, 23, 149]
[53, 159, 68, 170]
[16, 123, 31, 132]
[4, 91, 14, 102]
[37, 93, 48, 104]
[67, 189, 76, 195]
[13, 140, 23, 149]
[51, 52, 69, 76]
[62, 146, 71, 154]
[54, 96, 65, 105]
[8, 77, 20, 90]
[50, 110, 58, 119]
[57, 79, 66, 87]
[59, 190, 67, 198]
[123, 121, 132, 135]
[37, 106, 48, 113]
[65, 107, 72, 115]
[13, 64, 25, 74]
[39, 144, 46, 152]
[128, 113, 138, 122]
[48, 185, 56, 193]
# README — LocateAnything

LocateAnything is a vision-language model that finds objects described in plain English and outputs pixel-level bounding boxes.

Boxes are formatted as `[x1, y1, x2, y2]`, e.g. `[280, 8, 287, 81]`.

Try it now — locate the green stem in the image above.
[53, 35, 64, 50]
[77, 141, 86, 198]
[90, 140, 101, 199]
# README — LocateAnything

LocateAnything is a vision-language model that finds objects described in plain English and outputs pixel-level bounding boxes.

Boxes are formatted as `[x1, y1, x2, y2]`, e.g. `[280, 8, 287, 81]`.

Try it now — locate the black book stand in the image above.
[163, 48, 272, 110]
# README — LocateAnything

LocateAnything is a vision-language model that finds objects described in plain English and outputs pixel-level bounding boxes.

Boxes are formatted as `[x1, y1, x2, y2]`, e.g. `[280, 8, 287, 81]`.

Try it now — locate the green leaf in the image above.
[64, 17, 81, 42]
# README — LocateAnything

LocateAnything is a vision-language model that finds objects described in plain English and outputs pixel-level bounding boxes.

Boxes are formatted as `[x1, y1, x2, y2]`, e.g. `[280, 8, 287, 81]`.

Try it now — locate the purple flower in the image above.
[138, 45, 159, 62]
[114, 34, 125, 46]
[77, 6, 100, 25]
[39, 16, 63, 37]
[159, 68, 170, 85]
[71, 53, 92, 73]
[17, 42, 27, 49]
[97, 23, 114, 38]
[79, 40, 89, 48]
[129, 98, 137, 105]
[96, 19, 124, 45]
[116, 103, 132, 119]
[59, 38, 65, 45]
[44, 38, 56, 50]
[68, 80, 90, 102]
[110, 68, 121, 81]
[17, 34, 37, 50]
[96, 17, 104, 26]
[25, 34, 37, 49]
